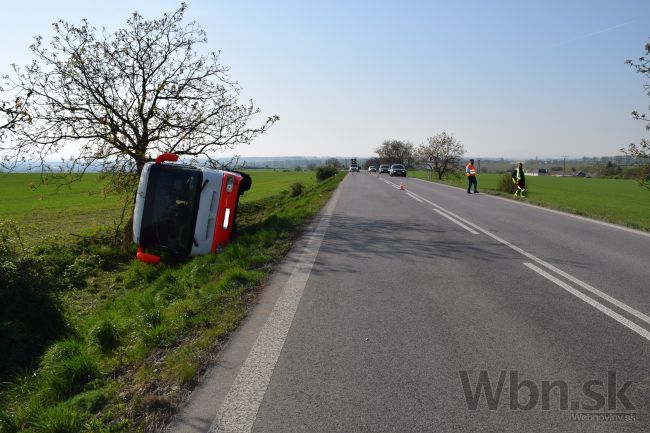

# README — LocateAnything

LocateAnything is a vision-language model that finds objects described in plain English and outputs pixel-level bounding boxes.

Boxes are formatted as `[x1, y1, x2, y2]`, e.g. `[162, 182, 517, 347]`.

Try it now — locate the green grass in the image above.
[0, 172, 344, 433]
[0, 173, 124, 242]
[409, 170, 650, 231]
[239, 169, 316, 203]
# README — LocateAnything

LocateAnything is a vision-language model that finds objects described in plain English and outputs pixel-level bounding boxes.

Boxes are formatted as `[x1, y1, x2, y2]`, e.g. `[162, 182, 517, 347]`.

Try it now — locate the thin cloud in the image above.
[551, 20, 635, 47]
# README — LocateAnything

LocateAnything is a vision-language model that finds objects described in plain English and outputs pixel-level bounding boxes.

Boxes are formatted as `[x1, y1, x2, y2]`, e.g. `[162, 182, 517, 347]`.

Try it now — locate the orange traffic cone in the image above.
[400, 182, 404, 190]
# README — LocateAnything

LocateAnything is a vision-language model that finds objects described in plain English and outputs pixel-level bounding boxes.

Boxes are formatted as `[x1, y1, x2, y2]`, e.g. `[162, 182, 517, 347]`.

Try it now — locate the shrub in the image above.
[289, 182, 304, 197]
[497, 172, 517, 194]
[315, 165, 338, 181]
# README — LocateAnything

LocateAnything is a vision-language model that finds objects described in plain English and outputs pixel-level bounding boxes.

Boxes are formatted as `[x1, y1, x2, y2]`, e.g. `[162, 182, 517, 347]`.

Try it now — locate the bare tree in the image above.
[623, 40, 650, 187]
[325, 157, 342, 169]
[0, 3, 277, 181]
[375, 140, 414, 166]
[416, 132, 466, 180]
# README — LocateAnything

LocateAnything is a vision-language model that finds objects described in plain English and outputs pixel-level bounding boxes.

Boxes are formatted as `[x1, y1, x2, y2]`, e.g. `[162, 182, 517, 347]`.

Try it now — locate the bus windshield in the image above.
[139, 164, 202, 256]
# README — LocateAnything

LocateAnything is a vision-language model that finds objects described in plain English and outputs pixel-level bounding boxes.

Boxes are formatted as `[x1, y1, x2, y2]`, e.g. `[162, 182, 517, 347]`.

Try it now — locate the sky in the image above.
[1, 0, 649, 159]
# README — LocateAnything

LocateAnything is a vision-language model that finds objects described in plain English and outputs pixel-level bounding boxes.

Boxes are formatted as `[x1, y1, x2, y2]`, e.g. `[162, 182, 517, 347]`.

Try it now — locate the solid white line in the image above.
[524, 263, 650, 342]
[405, 190, 441, 210]
[209, 187, 339, 433]
[534, 259, 650, 326]
[406, 192, 423, 202]
[406, 189, 650, 327]
[408, 177, 650, 239]
[433, 209, 479, 234]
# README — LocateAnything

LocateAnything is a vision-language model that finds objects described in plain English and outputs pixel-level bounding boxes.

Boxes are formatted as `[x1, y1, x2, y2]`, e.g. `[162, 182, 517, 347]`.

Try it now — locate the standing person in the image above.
[512, 162, 526, 196]
[466, 159, 478, 194]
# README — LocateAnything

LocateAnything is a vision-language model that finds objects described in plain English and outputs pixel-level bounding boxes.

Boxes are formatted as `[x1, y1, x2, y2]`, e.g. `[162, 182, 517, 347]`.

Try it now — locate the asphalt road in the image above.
[168, 172, 650, 433]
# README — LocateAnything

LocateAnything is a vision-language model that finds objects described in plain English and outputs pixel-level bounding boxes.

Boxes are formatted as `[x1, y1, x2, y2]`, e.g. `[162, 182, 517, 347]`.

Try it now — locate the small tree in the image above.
[623, 40, 650, 187]
[325, 157, 342, 169]
[375, 139, 414, 166]
[1, 3, 277, 181]
[416, 132, 466, 179]
[315, 165, 337, 181]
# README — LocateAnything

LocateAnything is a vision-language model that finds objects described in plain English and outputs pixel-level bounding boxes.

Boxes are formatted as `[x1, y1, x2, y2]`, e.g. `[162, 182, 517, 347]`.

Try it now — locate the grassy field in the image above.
[409, 170, 650, 231]
[0, 173, 124, 241]
[238, 169, 316, 203]
[0, 170, 316, 242]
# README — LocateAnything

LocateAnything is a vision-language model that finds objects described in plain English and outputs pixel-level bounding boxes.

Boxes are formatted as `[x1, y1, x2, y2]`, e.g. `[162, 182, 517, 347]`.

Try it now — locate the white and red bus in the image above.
[132, 153, 250, 263]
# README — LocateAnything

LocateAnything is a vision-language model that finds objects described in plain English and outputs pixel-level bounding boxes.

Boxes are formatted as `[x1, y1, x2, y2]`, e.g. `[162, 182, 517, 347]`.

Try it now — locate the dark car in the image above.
[389, 164, 406, 177]
[378, 164, 390, 174]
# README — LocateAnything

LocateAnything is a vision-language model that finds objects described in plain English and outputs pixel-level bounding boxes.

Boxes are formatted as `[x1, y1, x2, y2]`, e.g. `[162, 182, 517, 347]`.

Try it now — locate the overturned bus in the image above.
[132, 153, 251, 263]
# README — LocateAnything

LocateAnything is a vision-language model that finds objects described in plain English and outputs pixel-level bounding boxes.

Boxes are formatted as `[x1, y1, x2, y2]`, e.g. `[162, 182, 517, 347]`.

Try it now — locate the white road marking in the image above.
[524, 263, 650, 342]
[209, 182, 340, 433]
[384, 181, 476, 233]
[406, 192, 423, 202]
[403, 189, 650, 335]
[433, 209, 479, 234]
[408, 177, 650, 239]
[427, 203, 650, 326]
[531, 259, 650, 326]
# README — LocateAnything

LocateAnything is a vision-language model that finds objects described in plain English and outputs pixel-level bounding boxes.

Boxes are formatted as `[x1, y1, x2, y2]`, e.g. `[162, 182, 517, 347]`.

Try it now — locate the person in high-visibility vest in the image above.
[465, 159, 478, 194]
[512, 162, 526, 196]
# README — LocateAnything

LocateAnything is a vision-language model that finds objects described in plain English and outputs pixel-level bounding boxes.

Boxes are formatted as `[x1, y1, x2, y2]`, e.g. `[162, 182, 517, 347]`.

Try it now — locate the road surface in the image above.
[167, 173, 650, 433]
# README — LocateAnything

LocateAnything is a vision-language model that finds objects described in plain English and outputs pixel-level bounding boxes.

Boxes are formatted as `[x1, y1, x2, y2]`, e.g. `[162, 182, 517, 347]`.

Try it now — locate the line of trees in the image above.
[374, 133, 467, 179]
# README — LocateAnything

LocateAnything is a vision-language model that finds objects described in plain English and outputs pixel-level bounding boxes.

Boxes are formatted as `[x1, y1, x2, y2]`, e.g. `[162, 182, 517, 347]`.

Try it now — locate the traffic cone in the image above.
[400, 182, 404, 190]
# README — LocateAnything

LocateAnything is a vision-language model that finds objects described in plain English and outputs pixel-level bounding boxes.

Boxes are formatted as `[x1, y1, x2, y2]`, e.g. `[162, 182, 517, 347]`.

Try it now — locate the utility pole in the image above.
[561, 155, 568, 177]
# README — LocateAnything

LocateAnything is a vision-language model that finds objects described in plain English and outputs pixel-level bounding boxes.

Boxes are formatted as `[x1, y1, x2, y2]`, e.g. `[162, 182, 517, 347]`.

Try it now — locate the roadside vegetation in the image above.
[0, 170, 317, 245]
[408, 170, 650, 231]
[0, 171, 344, 433]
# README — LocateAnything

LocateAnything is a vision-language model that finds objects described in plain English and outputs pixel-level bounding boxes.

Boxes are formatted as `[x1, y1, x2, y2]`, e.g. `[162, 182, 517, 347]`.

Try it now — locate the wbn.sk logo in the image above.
[459, 370, 636, 417]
